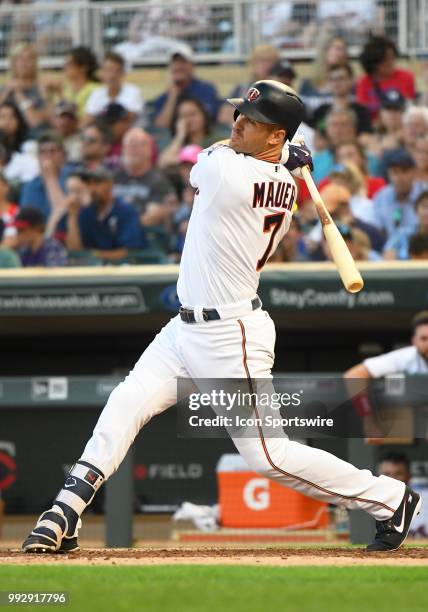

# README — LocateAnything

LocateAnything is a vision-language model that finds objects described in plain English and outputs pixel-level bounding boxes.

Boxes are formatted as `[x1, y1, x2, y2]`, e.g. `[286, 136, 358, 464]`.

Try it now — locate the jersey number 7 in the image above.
[256, 212, 285, 271]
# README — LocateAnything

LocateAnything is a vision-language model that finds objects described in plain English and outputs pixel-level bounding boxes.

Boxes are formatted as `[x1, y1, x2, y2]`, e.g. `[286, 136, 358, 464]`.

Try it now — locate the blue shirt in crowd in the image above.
[152, 77, 220, 120]
[78, 200, 143, 251]
[383, 227, 416, 259]
[19, 165, 75, 220]
[312, 149, 379, 183]
[19, 237, 68, 267]
[373, 182, 423, 239]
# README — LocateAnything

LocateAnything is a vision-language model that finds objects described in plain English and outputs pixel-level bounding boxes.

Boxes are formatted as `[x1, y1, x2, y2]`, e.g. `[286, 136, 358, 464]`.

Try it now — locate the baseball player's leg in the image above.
[23, 316, 186, 553]
[233, 312, 405, 521]
[181, 309, 404, 521]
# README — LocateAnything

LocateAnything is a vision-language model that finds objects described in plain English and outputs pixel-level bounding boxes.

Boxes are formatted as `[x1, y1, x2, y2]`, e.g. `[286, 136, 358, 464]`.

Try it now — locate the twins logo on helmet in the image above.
[247, 87, 261, 102]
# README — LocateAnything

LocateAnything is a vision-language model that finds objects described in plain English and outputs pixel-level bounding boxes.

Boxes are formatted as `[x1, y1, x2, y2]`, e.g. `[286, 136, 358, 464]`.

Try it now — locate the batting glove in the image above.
[281, 141, 313, 178]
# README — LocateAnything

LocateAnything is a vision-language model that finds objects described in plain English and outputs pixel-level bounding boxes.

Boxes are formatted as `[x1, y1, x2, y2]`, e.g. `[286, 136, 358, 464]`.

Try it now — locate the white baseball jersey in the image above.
[177, 145, 296, 307]
[364, 346, 428, 377]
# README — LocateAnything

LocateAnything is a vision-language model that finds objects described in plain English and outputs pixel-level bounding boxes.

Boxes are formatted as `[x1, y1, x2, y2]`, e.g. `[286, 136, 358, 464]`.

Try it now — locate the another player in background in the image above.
[345, 311, 428, 380]
[345, 311, 428, 439]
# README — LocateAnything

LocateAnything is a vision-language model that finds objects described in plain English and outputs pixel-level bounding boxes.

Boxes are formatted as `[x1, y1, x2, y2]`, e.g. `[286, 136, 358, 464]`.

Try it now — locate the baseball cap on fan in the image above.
[178, 144, 202, 165]
[98, 102, 128, 124]
[380, 89, 406, 111]
[79, 166, 113, 183]
[169, 44, 194, 63]
[54, 101, 78, 118]
[270, 58, 296, 80]
[386, 149, 415, 170]
[12, 207, 45, 230]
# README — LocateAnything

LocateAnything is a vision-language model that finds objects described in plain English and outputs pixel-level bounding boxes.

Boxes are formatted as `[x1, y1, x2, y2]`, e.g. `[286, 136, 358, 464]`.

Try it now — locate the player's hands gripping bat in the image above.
[282, 142, 313, 177]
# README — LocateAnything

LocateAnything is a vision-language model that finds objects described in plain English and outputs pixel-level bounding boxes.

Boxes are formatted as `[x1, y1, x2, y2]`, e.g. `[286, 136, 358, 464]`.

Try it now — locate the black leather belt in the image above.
[179, 296, 261, 324]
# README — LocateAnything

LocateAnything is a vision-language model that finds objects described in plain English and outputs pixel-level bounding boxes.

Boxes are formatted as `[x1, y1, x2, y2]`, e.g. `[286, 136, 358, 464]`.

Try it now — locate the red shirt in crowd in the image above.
[356, 69, 416, 119]
[296, 175, 386, 205]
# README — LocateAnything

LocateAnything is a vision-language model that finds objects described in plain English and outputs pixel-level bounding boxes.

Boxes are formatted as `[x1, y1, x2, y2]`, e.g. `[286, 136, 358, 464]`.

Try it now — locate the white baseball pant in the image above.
[80, 306, 405, 520]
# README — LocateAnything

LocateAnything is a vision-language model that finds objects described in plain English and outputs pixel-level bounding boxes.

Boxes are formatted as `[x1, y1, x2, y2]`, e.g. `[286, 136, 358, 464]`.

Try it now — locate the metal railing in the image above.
[0, 0, 423, 69]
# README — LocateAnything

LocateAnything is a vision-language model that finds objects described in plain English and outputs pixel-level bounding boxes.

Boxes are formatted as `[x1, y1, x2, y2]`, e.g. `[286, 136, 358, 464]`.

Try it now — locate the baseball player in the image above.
[23, 81, 421, 554]
[345, 310, 428, 439]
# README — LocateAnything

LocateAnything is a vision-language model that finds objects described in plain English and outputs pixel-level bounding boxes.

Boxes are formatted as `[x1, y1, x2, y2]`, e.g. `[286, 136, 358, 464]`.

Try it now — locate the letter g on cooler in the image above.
[243, 478, 270, 511]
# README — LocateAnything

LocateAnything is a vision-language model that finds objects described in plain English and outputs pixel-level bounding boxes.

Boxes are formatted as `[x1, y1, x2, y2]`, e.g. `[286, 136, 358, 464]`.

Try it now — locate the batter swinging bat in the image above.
[301, 166, 364, 293]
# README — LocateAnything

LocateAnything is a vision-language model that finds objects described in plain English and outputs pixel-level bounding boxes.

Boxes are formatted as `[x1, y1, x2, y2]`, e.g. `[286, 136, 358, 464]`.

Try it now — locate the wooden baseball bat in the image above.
[301, 166, 364, 293]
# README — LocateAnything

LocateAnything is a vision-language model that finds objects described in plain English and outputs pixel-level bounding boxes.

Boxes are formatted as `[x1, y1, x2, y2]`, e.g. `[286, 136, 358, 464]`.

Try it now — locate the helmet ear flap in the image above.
[233, 109, 240, 122]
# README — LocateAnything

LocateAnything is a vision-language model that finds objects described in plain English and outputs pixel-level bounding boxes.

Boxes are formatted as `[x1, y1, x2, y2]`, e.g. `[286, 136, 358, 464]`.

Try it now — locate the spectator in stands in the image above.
[402, 106, 428, 157]
[413, 135, 428, 186]
[299, 34, 349, 114]
[0, 173, 18, 248]
[269, 58, 296, 89]
[373, 150, 423, 240]
[113, 127, 175, 221]
[409, 234, 428, 259]
[65, 166, 143, 262]
[0, 229, 20, 268]
[361, 89, 405, 159]
[311, 64, 372, 136]
[384, 190, 428, 260]
[375, 106, 428, 180]
[218, 44, 280, 126]
[0, 100, 38, 187]
[158, 97, 228, 167]
[268, 59, 315, 152]
[52, 102, 81, 163]
[98, 103, 132, 169]
[80, 123, 111, 172]
[0, 137, 38, 191]
[0, 215, 20, 267]
[378, 452, 411, 485]
[326, 166, 379, 230]
[335, 141, 386, 198]
[312, 109, 358, 182]
[19, 131, 72, 221]
[84, 52, 143, 124]
[0, 101, 29, 155]
[0, 43, 48, 135]
[61, 47, 100, 119]
[53, 171, 92, 245]
[323, 223, 373, 262]
[357, 35, 415, 120]
[13, 206, 68, 267]
[307, 182, 384, 257]
[153, 49, 220, 129]
[313, 108, 382, 183]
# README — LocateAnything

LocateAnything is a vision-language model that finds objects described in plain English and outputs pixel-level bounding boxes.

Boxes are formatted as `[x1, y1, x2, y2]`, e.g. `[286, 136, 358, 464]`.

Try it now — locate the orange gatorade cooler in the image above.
[216, 454, 329, 529]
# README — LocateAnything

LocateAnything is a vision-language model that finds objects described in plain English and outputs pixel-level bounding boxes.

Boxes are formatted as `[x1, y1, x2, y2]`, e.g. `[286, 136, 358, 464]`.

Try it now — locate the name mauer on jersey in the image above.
[252, 180, 296, 211]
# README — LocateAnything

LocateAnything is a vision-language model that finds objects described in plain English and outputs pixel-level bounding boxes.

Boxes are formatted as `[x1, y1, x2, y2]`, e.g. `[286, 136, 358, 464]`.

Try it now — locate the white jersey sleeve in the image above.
[189, 144, 225, 197]
[363, 346, 428, 377]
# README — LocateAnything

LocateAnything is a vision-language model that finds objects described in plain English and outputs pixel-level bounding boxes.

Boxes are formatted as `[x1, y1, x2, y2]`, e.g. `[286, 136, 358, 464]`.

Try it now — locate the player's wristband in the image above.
[351, 391, 373, 417]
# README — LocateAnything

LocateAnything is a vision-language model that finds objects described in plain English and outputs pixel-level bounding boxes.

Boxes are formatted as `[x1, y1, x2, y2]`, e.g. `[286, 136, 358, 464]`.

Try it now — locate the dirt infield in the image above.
[1, 547, 428, 566]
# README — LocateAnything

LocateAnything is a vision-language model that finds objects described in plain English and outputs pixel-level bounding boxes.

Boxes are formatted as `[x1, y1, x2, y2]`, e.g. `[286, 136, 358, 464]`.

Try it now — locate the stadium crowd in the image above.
[1, 35, 428, 267]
